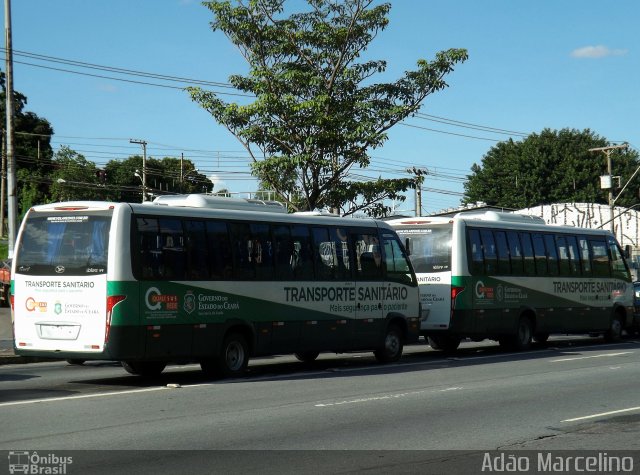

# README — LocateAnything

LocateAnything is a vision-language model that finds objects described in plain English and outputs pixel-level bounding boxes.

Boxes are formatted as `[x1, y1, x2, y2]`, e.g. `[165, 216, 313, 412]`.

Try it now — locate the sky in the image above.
[1, 0, 638, 215]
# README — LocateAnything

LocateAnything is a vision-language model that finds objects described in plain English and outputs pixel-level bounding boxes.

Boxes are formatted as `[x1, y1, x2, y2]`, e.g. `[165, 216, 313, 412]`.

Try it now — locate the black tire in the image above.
[604, 315, 623, 342]
[427, 335, 461, 352]
[533, 333, 549, 343]
[121, 361, 166, 377]
[374, 324, 404, 363]
[66, 359, 86, 365]
[217, 333, 249, 377]
[294, 351, 320, 363]
[499, 316, 533, 351]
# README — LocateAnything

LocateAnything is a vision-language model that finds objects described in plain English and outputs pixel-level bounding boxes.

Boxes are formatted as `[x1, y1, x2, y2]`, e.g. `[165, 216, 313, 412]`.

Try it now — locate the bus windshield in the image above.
[16, 213, 111, 275]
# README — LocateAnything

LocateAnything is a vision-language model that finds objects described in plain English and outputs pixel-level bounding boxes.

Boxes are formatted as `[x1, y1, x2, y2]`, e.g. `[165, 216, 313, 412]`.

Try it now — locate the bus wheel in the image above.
[374, 324, 403, 363]
[217, 333, 249, 377]
[121, 361, 166, 377]
[66, 359, 86, 365]
[604, 316, 623, 342]
[427, 335, 461, 352]
[294, 351, 320, 363]
[533, 333, 549, 343]
[500, 316, 532, 351]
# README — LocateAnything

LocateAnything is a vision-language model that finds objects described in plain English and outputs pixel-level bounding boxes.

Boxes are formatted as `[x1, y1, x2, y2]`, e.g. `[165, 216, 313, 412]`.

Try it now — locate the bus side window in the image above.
[291, 225, 314, 280]
[531, 233, 548, 276]
[331, 228, 352, 280]
[566, 235, 582, 276]
[590, 239, 611, 277]
[355, 232, 383, 281]
[608, 237, 631, 281]
[519, 232, 536, 276]
[159, 218, 185, 280]
[229, 222, 254, 279]
[185, 220, 209, 280]
[381, 233, 413, 285]
[480, 230, 497, 274]
[494, 231, 511, 275]
[556, 235, 571, 276]
[468, 229, 484, 275]
[136, 217, 161, 279]
[577, 237, 592, 276]
[273, 225, 294, 280]
[544, 234, 559, 276]
[206, 221, 232, 279]
[251, 223, 274, 280]
[506, 231, 524, 275]
[312, 227, 333, 280]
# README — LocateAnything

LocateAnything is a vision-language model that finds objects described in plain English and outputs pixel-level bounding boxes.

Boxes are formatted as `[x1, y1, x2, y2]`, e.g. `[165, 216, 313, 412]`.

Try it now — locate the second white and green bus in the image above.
[12, 195, 421, 376]
[388, 211, 634, 351]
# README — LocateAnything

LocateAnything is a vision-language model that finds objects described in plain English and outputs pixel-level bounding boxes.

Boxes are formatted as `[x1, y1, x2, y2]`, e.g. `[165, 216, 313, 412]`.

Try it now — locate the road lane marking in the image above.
[551, 351, 633, 362]
[0, 386, 167, 407]
[562, 406, 640, 423]
[314, 386, 462, 408]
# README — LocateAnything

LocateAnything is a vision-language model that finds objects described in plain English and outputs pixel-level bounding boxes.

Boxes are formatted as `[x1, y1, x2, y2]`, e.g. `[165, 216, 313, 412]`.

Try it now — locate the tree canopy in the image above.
[189, 0, 467, 216]
[463, 128, 640, 209]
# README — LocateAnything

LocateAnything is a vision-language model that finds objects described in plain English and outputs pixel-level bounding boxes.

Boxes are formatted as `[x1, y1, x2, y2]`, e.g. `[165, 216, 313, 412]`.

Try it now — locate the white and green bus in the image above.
[12, 195, 421, 376]
[387, 211, 634, 352]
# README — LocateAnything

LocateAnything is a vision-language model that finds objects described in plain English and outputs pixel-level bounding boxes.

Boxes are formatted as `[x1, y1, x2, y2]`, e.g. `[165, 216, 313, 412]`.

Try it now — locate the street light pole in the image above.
[589, 143, 629, 234]
[4, 0, 17, 257]
[130, 139, 147, 202]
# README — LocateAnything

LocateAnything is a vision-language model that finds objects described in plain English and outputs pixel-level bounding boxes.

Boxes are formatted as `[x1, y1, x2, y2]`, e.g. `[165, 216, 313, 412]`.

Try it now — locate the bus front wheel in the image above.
[604, 316, 623, 342]
[374, 324, 403, 363]
[121, 361, 166, 377]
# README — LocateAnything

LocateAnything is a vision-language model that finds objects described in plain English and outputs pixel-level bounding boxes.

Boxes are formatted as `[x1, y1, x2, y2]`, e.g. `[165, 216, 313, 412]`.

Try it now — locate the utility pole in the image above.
[407, 167, 428, 217]
[130, 139, 147, 202]
[589, 143, 629, 234]
[4, 0, 16, 256]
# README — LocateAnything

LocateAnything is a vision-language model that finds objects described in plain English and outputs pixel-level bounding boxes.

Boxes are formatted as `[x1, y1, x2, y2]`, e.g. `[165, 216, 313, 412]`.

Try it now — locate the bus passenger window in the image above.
[590, 240, 611, 277]
[519, 232, 536, 276]
[206, 221, 232, 279]
[468, 229, 484, 275]
[532, 233, 548, 276]
[355, 232, 383, 281]
[312, 227, 333, 280]
[480, 230, 497, 274]
[291, 225, 314, 280]
[544, 234, 559, 276]
[494, 231, 511, 275]
[507, 231, 524, 275]
[577, 237, 592, 276]
[566, 236, 582, 276]
[556, 236, 571, 276]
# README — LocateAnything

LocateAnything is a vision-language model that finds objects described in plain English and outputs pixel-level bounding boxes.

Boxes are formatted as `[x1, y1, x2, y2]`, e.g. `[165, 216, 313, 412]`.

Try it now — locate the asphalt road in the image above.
[4, 305, 640, 473]
[3, 333, 640, 473]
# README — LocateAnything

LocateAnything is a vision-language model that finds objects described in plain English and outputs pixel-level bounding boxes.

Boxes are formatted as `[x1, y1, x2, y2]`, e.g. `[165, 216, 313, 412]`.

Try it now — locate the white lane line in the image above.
[0, 386, 167, 408]
[562, 406, 640, 423]
[551, 351, 633, 362]
[315, 386, 462, 408]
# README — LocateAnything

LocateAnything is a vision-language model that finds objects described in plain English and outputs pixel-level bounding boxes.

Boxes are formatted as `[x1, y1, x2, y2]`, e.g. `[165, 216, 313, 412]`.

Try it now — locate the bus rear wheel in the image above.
[121, 361, 166, 377]
[427, 335, 461, 352]
[294, 351, 320, 363]
[215, 333, 249, 377]
[499, 316, 533, 351]
[374, 324, 403, 363]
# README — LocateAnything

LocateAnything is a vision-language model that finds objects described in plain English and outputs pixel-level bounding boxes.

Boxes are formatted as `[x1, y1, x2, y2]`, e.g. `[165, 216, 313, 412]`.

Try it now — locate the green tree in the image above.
[1, 70, 54, 215]
[189, 0, 467, 216]
[463, 128, 640, 209]
[103, 156, 212, 202]
[50, 146, 103, 201]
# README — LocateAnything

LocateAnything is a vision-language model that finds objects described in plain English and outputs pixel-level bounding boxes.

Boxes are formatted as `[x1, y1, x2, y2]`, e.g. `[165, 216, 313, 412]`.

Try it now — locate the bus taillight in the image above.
[105, 295, 126, 343]
[451, 286, 465, 311]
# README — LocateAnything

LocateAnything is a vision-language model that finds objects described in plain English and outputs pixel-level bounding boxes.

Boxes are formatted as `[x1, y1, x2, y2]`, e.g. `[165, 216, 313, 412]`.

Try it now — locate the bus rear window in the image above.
[16, 214, 111, 275]
[398, 227, 452, 273]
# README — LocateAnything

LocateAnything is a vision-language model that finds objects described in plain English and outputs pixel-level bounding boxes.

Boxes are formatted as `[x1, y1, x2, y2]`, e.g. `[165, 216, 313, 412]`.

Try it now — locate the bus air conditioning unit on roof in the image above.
[149, 194, 287, 213]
